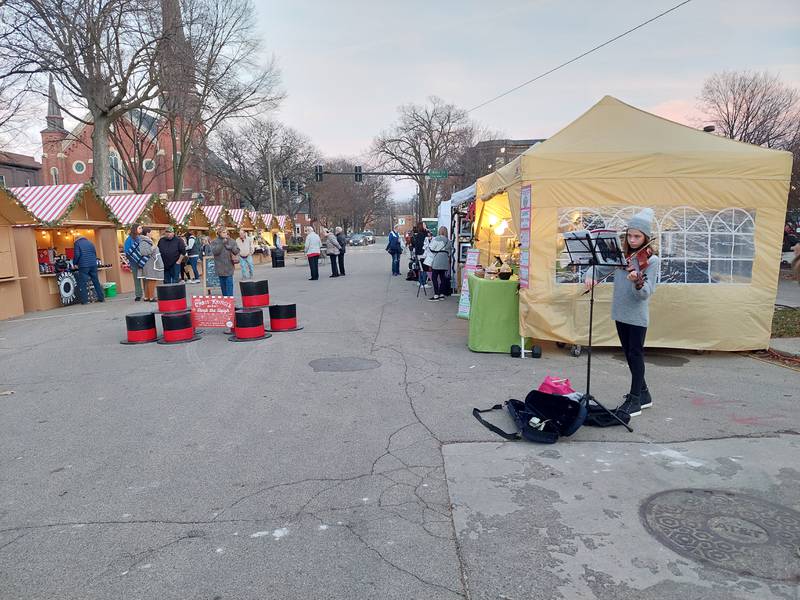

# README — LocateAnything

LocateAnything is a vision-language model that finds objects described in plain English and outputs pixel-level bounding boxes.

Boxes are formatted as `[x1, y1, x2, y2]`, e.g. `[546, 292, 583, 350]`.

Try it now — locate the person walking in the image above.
[324, 227, 341, 278]
[72, 234, 105, 304]
[157, 226, 186, 284]
[304, 226, 321, 281]
[426, 226, 452, 301]
[123, 224, 145, 301]
[585, 208, 660, 417]
[138, 227, 162, 302]
[236, 229, 255, 280]
[386, 225, 403, 276]
[185, 231, 200, 283]
[211, 227, 240, 297]
[335, 226, 347, 276]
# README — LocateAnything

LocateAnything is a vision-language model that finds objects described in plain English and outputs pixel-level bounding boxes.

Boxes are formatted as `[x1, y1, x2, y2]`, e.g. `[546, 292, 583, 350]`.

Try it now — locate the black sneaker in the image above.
[428, 295, 440, 301]
[618, 394, 642, 417]
[640, 388, 653, 409]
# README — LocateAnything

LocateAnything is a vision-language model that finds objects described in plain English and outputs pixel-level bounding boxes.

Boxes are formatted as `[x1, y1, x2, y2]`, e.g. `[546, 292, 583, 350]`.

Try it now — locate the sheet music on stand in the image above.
[563, 229, 626, 267]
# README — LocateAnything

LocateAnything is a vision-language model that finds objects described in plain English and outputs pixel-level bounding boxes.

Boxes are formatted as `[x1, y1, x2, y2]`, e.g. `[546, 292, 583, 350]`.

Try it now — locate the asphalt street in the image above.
[0, 239, 798, 599]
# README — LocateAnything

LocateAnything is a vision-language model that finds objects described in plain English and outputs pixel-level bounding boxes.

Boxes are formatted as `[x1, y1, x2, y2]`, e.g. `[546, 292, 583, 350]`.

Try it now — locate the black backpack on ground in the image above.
[473, 390, 588, 444]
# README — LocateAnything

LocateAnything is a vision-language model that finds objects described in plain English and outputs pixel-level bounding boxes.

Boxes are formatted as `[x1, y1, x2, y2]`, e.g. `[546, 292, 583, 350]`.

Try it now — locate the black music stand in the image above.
[563, 231, 634, 432]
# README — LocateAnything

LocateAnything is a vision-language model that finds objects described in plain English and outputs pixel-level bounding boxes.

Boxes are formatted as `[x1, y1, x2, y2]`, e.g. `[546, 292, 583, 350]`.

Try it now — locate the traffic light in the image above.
[314, 165, 323, 182]
[354, 165, 363, 183]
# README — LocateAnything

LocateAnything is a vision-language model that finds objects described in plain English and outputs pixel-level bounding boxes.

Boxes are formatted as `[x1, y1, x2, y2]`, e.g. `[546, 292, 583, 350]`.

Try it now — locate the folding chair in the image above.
[413, 255, 428, 298]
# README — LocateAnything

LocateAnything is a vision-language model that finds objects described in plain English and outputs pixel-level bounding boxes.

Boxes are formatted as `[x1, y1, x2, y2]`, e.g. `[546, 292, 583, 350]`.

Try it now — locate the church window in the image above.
[109, 153, 128, 191]
[50, 167, 59, 185]
[73, 160, 86, 174]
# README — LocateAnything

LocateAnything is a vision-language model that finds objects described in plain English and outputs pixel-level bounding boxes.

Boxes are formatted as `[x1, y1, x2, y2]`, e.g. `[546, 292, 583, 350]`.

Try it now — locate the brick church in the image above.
[39, 0, 238, 207]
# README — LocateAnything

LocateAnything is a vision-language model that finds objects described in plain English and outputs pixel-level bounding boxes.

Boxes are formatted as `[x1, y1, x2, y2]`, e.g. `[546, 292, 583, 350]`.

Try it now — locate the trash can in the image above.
[271, 247, 285, 268]
[103, 282, 117, 298]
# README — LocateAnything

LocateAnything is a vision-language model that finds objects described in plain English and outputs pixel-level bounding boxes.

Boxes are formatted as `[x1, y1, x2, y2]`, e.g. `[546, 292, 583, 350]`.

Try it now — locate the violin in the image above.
[625, 246, 652, 290]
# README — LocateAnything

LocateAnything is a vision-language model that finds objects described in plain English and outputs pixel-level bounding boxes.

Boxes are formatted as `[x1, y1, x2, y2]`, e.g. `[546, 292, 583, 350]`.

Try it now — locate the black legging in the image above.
[432, 269, 447, 295]
[615, 321, 647, 398]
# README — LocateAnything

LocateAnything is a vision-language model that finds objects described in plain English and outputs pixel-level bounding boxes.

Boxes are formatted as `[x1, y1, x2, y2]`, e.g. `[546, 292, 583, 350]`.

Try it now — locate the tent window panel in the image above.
[556, 206, 755, 286]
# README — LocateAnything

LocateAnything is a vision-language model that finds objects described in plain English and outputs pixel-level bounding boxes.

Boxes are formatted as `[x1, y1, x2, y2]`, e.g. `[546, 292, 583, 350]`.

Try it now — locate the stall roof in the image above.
[166, 200, 197, 228]
[276, 215, 287, 228]
[261, 213, 273, 228]
[10, 183, 86, 224]
[228, 208, 248, 227]
[105, 194, 156, 227]
[201, 205, 225, 226]
[449, 184, 476, 208]
[248, 210, 260, 227]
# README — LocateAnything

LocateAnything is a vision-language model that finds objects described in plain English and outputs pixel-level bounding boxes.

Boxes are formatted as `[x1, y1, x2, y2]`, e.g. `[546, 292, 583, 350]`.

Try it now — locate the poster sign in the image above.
[191, 295, 235, 328]
[203, 256, 220, 291]
[457, 248, 481, 319]
[518, 185, 532, 289]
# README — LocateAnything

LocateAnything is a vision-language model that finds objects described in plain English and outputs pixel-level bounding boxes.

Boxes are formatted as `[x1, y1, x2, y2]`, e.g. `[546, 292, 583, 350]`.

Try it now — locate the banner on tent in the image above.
[457, 248, 481, 319]
[519, 185, 532, 289]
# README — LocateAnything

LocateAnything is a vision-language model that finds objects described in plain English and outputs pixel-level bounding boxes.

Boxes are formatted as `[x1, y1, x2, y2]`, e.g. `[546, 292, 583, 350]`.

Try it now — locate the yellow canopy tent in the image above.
[475, 96, 793, 351]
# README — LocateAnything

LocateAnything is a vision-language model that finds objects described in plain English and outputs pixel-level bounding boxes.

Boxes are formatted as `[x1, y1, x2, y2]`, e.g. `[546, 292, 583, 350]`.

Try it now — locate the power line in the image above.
[467, 0, 694, 113]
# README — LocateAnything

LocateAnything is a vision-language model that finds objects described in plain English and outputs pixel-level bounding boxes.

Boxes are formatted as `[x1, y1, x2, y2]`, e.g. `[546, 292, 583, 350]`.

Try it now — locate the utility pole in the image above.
[267, 151, 276, 214]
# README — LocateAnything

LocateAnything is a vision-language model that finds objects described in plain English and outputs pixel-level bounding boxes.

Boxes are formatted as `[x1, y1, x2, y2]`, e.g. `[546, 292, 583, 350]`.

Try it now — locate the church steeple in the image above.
[44, 74, 65, 132]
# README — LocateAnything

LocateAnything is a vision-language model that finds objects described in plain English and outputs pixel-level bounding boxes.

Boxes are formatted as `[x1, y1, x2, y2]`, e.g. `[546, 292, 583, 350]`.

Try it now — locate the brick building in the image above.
[0, 152, 41, 188]
[39, 77, 236, 206]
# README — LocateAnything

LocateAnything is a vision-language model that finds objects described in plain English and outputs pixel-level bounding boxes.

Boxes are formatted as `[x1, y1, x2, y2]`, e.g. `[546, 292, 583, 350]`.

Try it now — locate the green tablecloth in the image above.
[467, 274, 520, 353]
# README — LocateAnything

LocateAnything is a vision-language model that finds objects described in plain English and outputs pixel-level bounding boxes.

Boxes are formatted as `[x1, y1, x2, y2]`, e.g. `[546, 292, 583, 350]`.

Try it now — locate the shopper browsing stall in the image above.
[426, 226, 452, 301]
[138, 227, 162, 302]
[157, 226, 186, 284]
[123, 224, 144, 301]
[585, 208, 660, 417]
[72, 234, 105, 305]
[211, 227, 240, 297]
[236, 230, 255, 280]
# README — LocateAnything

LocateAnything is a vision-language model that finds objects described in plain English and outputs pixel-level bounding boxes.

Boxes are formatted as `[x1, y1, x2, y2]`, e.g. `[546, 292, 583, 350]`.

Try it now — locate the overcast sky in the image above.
[255, 0, 800, 200]
[11, 0, 799, 202]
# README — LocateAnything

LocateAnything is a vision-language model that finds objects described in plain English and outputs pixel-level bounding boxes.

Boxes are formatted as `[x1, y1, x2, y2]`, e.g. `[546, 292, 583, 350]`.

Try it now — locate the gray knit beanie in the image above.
[627, 208, 655, 237]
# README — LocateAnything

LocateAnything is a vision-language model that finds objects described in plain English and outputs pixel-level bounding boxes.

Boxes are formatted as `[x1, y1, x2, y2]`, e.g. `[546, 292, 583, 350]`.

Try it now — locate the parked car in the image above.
[349, 233, 366, 246]
[362, 230, 375, 244]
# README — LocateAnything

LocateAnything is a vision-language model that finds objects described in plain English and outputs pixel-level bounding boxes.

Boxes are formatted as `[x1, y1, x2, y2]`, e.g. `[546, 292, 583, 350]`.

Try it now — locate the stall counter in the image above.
[467, 273, 520, 353]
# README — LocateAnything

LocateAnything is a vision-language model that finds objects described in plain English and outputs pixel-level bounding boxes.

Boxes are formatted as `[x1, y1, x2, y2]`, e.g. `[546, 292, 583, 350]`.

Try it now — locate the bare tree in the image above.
[372, 96, 475, 217]
[0, 0, 165, 194]
[156, 0, 283, 201]
[108, 108, 170, 193]
[699, 70, 800, 208]
[208, 118, 320, 213]
[310, 158, 389, 232]
[699, 71, 799, 148]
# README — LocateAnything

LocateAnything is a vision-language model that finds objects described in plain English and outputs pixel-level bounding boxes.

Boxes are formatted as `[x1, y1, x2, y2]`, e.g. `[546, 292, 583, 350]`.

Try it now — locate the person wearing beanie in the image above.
[585, 207, 660, 417]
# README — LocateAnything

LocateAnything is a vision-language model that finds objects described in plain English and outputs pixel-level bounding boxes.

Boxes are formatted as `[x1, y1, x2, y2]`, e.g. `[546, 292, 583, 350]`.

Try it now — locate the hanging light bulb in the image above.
[487, 215, 499, 227]
[494, 220, 508, 236]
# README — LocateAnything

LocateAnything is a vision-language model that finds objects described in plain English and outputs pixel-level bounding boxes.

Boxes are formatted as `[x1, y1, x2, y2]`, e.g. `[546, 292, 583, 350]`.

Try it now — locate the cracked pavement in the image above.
[1, 240, 798, 599]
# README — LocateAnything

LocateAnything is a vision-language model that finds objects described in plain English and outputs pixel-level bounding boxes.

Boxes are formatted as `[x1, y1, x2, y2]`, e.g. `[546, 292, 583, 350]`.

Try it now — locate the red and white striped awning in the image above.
[277, 215, 287, 228]
[228, 208, 245, 226]
[104, 194, 154, 226]
[261, 213, 273, 228]
[9, 184, 85, 224]
[201, 205, 224, 226]
[167, 200, 195, 226]
[248, 210, 259, 226]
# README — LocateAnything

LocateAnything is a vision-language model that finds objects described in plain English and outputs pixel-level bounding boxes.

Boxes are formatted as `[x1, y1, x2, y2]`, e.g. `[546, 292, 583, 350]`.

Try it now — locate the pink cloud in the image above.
[647, 99, 708, 128]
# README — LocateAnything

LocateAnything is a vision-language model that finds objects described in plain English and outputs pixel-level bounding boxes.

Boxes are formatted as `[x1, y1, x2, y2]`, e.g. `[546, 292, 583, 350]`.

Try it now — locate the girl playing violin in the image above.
[585, 208, 660, 417]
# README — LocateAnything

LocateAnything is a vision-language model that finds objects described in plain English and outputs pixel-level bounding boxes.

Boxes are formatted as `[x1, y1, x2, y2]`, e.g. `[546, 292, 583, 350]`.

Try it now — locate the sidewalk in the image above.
[769, 336, 800, 358]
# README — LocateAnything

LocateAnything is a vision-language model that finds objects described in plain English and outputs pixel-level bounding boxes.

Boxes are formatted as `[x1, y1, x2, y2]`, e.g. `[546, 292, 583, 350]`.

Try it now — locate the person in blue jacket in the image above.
[386, 224, 403, 276]
[72, 235, 105, 304]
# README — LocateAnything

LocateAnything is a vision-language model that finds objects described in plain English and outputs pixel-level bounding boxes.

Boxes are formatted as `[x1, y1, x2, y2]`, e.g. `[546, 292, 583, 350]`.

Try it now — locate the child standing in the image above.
[585, 208, 660, 417]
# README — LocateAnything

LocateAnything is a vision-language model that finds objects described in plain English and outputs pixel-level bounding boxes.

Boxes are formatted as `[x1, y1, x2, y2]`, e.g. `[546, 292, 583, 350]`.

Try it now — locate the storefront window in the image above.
[556, 206, 756, 285]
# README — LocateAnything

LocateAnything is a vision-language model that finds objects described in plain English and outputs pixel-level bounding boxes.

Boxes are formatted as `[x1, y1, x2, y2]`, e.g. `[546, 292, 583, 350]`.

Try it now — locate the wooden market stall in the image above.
[0, 187, 36, 319]
[227, 208, 254, 232]
[200, 205, 230, 234]
[10, 183, 122, 312]
[274, 215, 291, 247]
[259, 213, 275, 246]
[167, 199, 210, 235]
[104, 193, 163, 293]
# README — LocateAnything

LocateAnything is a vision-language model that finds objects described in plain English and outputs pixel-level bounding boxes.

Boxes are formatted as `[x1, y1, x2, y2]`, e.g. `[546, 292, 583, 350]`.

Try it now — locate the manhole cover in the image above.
[641, 488, 800, 581]
[309, 357, 381, 372]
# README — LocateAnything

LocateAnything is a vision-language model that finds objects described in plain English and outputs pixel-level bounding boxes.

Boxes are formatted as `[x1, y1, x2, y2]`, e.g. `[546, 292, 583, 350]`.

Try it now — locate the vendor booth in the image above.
[0, 188, 37, 319]
[9, 183, 122, 312]
[446, 184, 477, 292]
[228, 208, 254, 232]
[273, 215, 290, 248]
[166, 199, 202, 232]
[474, 96, 793, 351]
[259, 213, 276, 246]
[105, 193, 169, 293]
[200, 205, 229, 231]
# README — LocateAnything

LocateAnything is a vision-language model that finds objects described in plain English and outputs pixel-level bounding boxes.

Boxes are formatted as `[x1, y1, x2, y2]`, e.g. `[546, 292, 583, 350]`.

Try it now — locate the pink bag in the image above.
[537, 376, 575, 396]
